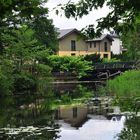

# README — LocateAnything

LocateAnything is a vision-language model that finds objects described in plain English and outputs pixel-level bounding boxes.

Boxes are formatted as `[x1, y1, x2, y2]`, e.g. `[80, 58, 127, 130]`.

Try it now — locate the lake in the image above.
[0, 83, 139, 140]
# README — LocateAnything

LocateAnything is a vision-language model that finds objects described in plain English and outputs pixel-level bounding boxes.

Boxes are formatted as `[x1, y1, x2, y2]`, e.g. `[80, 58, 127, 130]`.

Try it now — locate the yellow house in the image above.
[58, 28, 113, 59]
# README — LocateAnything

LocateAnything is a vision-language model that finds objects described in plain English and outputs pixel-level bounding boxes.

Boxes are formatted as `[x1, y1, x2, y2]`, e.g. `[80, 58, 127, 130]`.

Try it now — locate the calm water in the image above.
[0, 84, 139, 140]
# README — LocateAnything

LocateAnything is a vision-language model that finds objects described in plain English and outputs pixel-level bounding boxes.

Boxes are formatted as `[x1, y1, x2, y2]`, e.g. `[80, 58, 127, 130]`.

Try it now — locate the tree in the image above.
[31, 17, 59, 53]
[0, 1, 59, 94]
[121, 22, 140, 61]
[0, 58, 14, 96]
[58, 0, 140, 37]
[3, 25, 52, 93]
[0, 0, 58, 53]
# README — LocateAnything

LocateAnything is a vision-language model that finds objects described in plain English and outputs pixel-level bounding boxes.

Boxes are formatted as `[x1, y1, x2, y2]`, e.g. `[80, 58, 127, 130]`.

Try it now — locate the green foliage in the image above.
[48, 55, 92, 78]
[84, 54, 103, 64]
[0, 0, 53, 52]
[0, 25, 53, 94]
[108, 70, 140, 97]
[73, 85, 93, 98]
[31, 17, 58, 53]
[103, 58, 120, 63]
[121, 22, 140, 61]
[118, 117, 140, 140]
[111, 53, 128, 61]
[14, 72, 36, 92]
[0, 0, 59, 95]
[107, 70, 140, 111]
[58, 0, 140, 36]
[60, 94, 72, 104]
[54, 84, 93, 106]
[0, 58, 14, 96]
[5, 26, 38, 61]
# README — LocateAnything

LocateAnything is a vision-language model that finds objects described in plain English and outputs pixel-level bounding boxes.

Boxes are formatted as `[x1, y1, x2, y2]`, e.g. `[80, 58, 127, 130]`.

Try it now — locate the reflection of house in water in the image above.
[55, 103, 111, 128]
[55, 106, 88, 128]
[55, 99, 124, 129]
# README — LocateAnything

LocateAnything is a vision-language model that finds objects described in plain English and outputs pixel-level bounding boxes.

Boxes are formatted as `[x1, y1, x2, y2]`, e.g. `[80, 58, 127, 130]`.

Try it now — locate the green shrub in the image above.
[107, 70, 140, 111]
[84, 54, 102, 64]
[48, 55, 92, 78]
[103, 58, 120, 63]
[14, 72, 36, 92]
[108, 70, 140, 97]
[0, 59, 14, 96]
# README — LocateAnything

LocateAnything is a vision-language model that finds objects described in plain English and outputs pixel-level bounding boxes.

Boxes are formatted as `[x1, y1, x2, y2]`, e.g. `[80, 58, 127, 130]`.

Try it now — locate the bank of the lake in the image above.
[105, 70, 140, 112]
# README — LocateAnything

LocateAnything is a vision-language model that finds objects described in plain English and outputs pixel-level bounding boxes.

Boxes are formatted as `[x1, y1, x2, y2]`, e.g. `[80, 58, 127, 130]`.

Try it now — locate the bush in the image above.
[84, 54, 102, 64]
[108, 70, 140, 97]
[48, 55, 92, 78]
[14, 72, 36, 92]
[0, 59, 14, 96]
[107, 70, 140, 111]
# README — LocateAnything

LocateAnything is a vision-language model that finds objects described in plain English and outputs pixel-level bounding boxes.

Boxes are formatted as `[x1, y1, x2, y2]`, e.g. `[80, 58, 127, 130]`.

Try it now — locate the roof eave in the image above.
[58, 29, 80, 40]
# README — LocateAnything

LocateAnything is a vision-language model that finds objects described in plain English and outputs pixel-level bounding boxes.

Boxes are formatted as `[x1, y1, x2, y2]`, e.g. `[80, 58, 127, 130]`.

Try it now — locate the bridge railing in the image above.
[94, 61, 136, 70]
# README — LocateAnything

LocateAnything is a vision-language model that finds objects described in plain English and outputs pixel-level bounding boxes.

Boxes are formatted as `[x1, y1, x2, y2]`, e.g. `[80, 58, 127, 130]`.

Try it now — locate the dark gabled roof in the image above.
[110, 31, 119, 38]
[86, 34, 114, 42]
[57, 28, 114, 42]
[57, 28, 80, 39]
[110, 34, 119, 38]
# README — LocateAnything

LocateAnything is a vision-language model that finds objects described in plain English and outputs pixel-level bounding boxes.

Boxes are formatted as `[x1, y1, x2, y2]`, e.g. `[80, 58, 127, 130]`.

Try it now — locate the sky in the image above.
[46, 0, 110, 30]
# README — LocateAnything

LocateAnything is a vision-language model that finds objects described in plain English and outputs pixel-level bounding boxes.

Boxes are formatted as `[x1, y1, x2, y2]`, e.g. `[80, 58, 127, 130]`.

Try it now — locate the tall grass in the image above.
[108, 70, 140, 97]
[107, 70, 140, 111]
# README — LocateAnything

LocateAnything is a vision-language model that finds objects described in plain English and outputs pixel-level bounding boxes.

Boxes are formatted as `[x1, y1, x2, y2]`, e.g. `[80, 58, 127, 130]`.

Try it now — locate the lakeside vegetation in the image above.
[104, 70, 140, 112]
[47, 55, 92, 78]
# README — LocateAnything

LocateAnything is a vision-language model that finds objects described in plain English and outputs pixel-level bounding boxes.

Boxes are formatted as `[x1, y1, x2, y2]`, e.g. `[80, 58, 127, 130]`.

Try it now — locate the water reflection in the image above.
[55, 104, 126, 140]
[55, 106, 88, 128]
[0, 84, 139, 140]
[0, 93, 60, 140]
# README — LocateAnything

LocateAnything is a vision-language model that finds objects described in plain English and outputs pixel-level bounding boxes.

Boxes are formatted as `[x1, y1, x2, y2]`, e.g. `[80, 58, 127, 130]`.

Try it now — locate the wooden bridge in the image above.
[52, 62, 136, 81]
[94, 61, 136, 70]
[91, 61, 136, 80]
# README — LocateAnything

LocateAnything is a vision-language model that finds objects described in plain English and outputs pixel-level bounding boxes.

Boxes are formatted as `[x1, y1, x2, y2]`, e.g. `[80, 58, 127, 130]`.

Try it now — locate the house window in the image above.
[71, 40, 76, 51]
[104, 42, 108, 52]
[103, 54, 108, 58]
[71, 53, 76, 56]
[89, 42, 92, 48]
[73, 107, 77, 118]
[94, 42, 96, 48]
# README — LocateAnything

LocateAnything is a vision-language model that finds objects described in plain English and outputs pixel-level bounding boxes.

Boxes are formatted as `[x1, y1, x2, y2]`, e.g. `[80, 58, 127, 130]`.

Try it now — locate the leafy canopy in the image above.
[58, 0, 140, 37]
[0, 0, 58, 53]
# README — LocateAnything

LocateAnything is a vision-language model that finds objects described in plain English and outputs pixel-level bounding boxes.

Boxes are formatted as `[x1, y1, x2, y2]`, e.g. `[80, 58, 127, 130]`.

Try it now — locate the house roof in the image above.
[58, 28, 79, 39]
[110, 31, 119, 38]
[86, 34, 114, 42]
[57, 28, 114, 42]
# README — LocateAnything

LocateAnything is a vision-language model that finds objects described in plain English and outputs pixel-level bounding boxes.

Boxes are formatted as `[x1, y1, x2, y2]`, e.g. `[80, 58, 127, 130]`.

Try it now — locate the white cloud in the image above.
[46, 0, 110, 30]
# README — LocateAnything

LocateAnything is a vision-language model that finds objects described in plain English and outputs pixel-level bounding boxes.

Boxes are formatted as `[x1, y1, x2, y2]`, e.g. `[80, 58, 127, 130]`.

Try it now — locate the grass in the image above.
[107, 70, 140, 111]
[107, 70, 140, 97]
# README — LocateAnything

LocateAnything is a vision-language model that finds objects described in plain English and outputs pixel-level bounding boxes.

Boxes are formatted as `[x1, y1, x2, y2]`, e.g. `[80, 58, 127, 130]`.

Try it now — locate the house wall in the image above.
[87, 41, 100, 52]
[58, 106, 88, 126]
[86, 38, 111, 59]
[100, 38, 111, 52]
[59, 32, 87, 51]
[111, 37, 122, 54]
[58, 32, 111, 59]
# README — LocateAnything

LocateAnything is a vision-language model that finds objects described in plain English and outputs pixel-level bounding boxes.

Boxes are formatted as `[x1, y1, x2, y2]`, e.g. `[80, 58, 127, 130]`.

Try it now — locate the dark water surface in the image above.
[0, 84, 139, 140]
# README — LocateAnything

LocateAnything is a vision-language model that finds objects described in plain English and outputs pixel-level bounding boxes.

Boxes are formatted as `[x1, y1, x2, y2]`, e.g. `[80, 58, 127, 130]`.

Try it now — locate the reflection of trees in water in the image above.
[0, 91, 60, 140]
[53, 84, 94, 102]
[117, 116, 140, 140]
